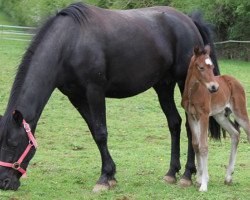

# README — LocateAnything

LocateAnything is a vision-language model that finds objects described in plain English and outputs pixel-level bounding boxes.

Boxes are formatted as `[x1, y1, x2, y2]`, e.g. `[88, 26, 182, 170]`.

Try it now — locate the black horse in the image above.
[0, 3, 220, 191]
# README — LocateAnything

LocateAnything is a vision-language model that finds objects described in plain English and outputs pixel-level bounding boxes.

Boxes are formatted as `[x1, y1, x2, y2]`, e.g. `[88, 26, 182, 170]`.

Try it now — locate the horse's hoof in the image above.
[108, 179, 117, 188]
[224, 179, 233, 185]
[163, 175, 176, 184]
[179, 178, 192, 187]
[92, 184, 110, 193]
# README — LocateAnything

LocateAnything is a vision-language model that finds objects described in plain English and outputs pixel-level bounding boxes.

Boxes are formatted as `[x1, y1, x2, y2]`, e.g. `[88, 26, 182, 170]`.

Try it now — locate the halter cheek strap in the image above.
[0, 119, 38, 176]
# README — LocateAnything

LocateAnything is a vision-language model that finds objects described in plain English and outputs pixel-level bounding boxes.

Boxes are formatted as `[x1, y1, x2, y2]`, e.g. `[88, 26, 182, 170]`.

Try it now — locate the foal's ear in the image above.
[194, 45, 202, 56]
[12, 110, 24, 127]
[0, 115, 2, 122]
[204, 45, 211, 55]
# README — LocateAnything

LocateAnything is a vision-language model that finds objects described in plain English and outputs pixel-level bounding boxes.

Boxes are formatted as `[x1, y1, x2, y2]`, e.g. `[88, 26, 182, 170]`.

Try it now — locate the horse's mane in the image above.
[5, 3, 90, 116]
[58, 2, 91, 24]
[5, 16, 57, 115]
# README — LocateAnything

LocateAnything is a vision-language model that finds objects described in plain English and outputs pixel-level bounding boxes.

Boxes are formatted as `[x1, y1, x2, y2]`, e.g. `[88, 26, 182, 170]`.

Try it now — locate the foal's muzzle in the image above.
[206, 82, 219, 93]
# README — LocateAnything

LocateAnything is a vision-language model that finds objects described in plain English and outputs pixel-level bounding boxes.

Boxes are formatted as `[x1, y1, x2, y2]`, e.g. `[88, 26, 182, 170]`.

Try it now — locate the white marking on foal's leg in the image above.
[214, 113, 239, 185]
[189, 120, 202, 187]
[225, 133, 239, 184]
[199, 153, 209, 192]
[195, 153, 202, 186]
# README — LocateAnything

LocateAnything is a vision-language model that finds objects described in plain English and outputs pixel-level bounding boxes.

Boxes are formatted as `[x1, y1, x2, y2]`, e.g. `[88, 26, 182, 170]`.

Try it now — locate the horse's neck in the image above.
[8, 46, 61, 130]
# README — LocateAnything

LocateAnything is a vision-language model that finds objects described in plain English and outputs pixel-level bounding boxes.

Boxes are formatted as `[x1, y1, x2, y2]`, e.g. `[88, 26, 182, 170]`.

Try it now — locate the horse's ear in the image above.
[0, 115, 2, 121]
[12, 110, 23, 127]
[204, 45, 211, 55]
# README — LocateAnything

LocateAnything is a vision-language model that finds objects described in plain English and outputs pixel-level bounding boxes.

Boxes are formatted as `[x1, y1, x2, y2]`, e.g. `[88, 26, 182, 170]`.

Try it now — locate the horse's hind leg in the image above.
[213, 113, 239, 185]
[154, 82, 182, 184]
[178, 81, 196, 186]
[67, 88, 116, 192]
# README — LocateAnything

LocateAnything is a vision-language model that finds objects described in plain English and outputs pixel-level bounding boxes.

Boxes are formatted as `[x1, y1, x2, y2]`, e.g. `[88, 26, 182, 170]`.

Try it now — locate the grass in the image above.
[0, 32, 250, 200]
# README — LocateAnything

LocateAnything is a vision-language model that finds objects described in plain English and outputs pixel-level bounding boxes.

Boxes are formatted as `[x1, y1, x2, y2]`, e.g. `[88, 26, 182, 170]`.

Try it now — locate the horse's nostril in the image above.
[2, 178, 11, 190]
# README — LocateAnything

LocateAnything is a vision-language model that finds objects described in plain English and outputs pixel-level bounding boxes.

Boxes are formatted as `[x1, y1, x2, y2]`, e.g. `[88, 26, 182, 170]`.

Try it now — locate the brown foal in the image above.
[182, 45, 250, 192]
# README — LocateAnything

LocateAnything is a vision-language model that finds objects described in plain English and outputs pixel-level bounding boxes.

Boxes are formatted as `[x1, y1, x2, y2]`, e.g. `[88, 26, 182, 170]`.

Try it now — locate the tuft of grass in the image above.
[0, 38, 250, 199]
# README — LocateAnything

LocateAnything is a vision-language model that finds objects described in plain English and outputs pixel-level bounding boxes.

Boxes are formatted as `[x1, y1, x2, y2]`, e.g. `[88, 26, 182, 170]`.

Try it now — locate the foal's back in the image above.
[210, 75, 246, 115]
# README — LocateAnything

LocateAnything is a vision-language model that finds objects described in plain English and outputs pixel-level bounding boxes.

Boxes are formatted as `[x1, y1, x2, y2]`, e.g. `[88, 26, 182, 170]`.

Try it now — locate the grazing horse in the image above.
[182, 45, 250, 192]
[0, 3, 220, 191]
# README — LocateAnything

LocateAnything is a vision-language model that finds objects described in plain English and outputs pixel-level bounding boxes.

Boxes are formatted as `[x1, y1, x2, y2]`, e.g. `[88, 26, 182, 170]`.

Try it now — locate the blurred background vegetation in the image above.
[0, 0, 249, 41]
[0, 0, 249, 60]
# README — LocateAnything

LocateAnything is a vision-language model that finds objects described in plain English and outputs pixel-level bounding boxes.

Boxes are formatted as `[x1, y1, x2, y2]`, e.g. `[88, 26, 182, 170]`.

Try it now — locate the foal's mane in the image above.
[5, 3, 91, 116]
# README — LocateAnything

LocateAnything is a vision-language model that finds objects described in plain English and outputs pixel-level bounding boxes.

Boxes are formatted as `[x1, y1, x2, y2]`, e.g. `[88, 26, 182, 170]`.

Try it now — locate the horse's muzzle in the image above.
[0, 178, 20, 190]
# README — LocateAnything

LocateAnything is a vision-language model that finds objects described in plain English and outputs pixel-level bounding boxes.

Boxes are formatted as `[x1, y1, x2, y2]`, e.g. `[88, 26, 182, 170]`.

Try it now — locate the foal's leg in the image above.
[187, 116, 202, 187]
[231, 105, 250, 143]
[154, 82, 182, 184]
[67, 88, 116, 192]
[214, 113, 239, 185]
[198, 115, 209, 192]
[178, 81, 196, 186]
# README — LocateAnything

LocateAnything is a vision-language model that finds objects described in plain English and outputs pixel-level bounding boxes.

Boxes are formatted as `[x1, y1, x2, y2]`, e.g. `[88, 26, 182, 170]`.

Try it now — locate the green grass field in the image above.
[0, 20, 250, 200]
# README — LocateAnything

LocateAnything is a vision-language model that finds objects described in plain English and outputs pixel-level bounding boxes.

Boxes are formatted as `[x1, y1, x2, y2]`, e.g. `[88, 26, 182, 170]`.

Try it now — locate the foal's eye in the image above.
[198, 65, 204, 71]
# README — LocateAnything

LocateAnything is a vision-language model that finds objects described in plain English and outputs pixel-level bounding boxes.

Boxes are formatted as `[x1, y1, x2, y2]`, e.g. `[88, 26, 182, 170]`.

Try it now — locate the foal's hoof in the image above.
[92, 184, 110, 193]
[163, 175, 176, 184]
[179, 178, 192, 187]
[224, 179, 233, 186]
[199, 184, 208, 192]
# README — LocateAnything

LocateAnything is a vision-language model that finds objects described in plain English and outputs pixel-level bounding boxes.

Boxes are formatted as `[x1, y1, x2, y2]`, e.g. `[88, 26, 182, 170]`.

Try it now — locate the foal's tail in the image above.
[190, 11, 222, 140]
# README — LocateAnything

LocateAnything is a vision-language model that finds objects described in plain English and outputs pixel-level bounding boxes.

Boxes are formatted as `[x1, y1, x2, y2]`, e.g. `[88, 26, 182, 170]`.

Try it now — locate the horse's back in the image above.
[64, 4, 203, 98]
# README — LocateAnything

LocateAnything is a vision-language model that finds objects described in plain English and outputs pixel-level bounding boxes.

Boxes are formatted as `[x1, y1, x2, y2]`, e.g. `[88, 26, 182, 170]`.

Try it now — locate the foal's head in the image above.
[191, 45, 219, 93]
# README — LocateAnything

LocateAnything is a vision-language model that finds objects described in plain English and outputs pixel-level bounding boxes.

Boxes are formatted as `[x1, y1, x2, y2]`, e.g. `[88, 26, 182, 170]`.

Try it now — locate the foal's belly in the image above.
[210, 103, 230, 116]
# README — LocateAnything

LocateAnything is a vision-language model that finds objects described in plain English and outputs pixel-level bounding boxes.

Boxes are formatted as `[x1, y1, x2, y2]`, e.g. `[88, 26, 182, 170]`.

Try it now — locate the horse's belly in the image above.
[105, 69, 163, 98]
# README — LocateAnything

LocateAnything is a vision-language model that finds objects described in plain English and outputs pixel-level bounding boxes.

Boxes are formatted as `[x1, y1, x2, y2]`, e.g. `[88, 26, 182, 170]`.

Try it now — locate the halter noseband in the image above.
[0, 119, 38, 176]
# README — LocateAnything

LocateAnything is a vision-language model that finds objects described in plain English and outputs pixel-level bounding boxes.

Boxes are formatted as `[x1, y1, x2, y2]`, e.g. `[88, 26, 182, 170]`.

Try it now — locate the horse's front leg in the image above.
[67, 84, 116, 192]
[178, 82, 196, 187]
[87, 85, 117, 192]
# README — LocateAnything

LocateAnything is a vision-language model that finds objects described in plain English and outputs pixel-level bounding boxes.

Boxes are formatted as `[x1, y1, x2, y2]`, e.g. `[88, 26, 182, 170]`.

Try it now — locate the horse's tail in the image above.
[189, 12, 220, 76]
[190, 11, 222, 140]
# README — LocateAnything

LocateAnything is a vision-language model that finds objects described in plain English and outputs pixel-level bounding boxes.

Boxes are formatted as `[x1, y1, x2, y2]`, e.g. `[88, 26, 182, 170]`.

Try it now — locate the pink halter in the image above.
[0, 119, 38, 176]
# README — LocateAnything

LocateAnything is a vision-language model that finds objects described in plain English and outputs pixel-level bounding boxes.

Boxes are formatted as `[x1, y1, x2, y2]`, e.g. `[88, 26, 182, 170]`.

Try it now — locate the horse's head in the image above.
[0, 111, 36, 190]
[191, 45, 219, 93]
